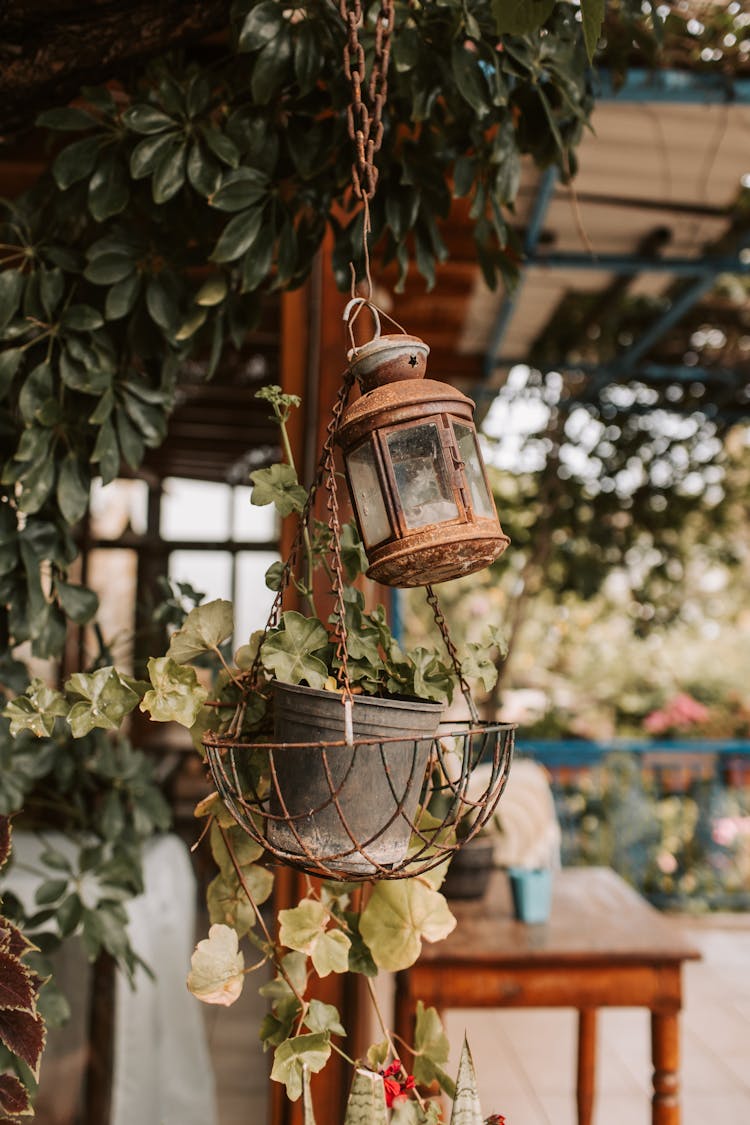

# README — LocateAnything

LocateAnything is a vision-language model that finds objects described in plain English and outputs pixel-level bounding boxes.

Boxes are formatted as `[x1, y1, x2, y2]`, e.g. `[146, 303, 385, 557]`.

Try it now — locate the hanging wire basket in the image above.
[204, 717, 514, 881]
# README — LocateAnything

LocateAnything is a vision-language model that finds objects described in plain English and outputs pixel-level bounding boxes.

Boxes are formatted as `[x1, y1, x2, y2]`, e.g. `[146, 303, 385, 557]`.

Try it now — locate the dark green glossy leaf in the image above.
[186, 142, 223, 197]
[581, 0, 605, 61]
[115, 408, 145, 470]
[88, 155, 130, 220]
[211, 207, 265, 263]
[32, 602, 67, 659]
[145, 279, 179, 331]
[293, 20, 319, 95]
[0, 271, 25, 332]
[18, 452, 55, 514]
[91, 417, 119, 484]
[241, 221, 274, 292]
[200, 126, 240, 169]
[52, 135, 103, 190]
[84, 254, 136, 285]
[491, 0, 556, 36]
[123, 105, 178, 134]
[105, 273, 141, 320]
[209, 167, 269, 212]
[61, 305, 104, 332]
[37, 106, 97, 131]
[57, 453, 89, 525]
[89, 386, 114, 424]
[251, 32, 293, 104]
[238, 1, 285, 52]
[0, 348, 23, 397]
[56, 580, 99, 624]
[18, 362, 53, 423]
[130, 131, 180, 179]
[451, 42, 490, 116]
[39, 267, 64, 318]
[59, 348, 111, 394]
[152, 141, 187, 204]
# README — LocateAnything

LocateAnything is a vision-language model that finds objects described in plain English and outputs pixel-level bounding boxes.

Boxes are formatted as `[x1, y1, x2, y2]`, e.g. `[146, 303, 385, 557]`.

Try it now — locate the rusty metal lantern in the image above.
[337, 305, 510, 587]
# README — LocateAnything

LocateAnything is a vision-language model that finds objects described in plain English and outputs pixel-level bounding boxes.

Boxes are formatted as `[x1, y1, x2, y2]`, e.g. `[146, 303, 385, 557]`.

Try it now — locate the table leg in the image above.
[576, 1008, 597, 1125]
[651, 1011, 680, 1125]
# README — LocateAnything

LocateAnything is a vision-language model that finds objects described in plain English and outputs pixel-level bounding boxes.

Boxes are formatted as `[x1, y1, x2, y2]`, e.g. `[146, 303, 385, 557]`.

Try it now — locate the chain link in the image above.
[340, 0, 394, 202]
[425, 585, 480, 724]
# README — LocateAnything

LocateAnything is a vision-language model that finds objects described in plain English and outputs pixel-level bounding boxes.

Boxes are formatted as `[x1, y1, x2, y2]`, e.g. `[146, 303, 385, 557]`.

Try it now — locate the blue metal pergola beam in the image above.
[522, 252, 750, 276]
[594, 68, 750, 105]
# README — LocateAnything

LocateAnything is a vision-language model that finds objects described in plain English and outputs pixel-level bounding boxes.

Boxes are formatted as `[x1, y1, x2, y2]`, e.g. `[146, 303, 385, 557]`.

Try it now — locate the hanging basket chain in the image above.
[425, 585, 480, 724]
[340, 0, 394, 203]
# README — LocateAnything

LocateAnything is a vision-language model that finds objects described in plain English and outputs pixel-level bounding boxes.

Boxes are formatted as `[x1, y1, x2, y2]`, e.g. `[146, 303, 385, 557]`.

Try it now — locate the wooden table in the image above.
[394, 867, 700, 1125]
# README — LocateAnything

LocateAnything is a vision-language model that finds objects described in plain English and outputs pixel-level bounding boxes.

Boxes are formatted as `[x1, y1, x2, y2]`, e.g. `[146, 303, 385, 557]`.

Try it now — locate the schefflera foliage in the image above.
[0, 0, 594, 664]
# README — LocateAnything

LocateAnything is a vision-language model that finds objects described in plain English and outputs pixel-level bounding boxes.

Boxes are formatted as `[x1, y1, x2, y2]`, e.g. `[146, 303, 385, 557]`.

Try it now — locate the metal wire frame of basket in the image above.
[204, 720, 515, 881]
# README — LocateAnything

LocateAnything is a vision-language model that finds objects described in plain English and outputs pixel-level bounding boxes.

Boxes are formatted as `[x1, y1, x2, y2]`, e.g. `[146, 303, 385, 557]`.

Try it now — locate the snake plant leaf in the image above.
[167, 598, 234, 662]
[140, 656, 208, 727]
[359, 881, 456, 972]
[250, 462, 307, 517]
[413, 1002, 455, 1097]
[271, 1033, 331, 1101]
[64, 666, 141, 737]
[302, 1066, 316, 1125]
[343, 1069, 388, 1125]
[187, 923, 245, 1007]
[260, 612, 329, 688]
[5, 678, 69, 738]
[303, 999, 345, 1037]
[449, 1038, 483, 1125]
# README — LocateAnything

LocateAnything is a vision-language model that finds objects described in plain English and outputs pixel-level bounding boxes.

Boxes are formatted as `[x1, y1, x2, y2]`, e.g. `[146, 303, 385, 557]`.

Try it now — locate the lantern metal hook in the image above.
[343, 295, 408, 356]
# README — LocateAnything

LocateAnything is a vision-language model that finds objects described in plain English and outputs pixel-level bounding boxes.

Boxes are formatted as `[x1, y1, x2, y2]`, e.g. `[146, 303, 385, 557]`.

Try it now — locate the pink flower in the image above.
[644, 693, 710, 734]
[713, 816, 750, 848]
[656, 851, 678, 874]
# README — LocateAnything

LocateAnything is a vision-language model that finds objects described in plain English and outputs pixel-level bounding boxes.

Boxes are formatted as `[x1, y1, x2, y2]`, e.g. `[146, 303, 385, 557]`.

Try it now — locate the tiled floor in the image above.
[206, 913, 750, 1125]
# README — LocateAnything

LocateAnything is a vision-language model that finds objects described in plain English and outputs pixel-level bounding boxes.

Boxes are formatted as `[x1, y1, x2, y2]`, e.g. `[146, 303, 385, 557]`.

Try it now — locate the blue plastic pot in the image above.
[508, 867, 553, 924]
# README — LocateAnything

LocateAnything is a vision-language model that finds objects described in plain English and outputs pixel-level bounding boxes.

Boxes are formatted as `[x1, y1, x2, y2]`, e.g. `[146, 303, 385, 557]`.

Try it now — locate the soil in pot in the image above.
[267, 682, 444, 874]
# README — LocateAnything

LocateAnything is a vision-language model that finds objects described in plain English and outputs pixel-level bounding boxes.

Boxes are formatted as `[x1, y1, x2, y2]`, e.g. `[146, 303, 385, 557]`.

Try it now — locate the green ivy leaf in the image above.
[5, 678, 69, 738]
[279, 898, 351, 977]
[359, 880, 456, 971]
[303, 999, 345, 1037]
[250, 462, 307, 517]
[260, 611, 329, 688]
[206, 871, 262, 937]
[140, 656, 208, 727]
[167, 598, 234, 662]
[209, 820, 264, 878]
[412, 1002, 455, 1097]
[65, 666, 141, 736]
[271, 1033, 331, 1102]
[187, 923, 245, 1006]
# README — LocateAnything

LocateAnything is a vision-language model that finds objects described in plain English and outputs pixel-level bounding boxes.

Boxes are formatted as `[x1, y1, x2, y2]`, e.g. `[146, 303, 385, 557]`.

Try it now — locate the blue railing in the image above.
[515, 739, 750, 912]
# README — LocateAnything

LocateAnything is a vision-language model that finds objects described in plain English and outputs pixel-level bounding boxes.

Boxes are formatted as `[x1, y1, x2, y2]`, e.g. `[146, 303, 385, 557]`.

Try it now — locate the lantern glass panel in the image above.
[386, 423, 459, 529]
[453, 423, 495, 519]
[347, 439, 392, 548]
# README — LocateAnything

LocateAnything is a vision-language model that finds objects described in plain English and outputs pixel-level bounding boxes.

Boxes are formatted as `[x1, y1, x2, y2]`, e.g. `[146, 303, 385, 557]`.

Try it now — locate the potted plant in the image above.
[5, 385, 514, 1122]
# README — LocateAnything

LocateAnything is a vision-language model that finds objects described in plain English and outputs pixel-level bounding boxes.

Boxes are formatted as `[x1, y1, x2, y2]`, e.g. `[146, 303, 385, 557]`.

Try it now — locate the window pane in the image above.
[346, 440, 391, 548]
[85, 548, 138, 671]
[454, 423, 496, 519]
[168, 551, 232, 608]
[386, 423, 458, 529]
[161, 479, 231, 542]
[234, 550, 281, 646]
[232, 486, 278, 542]
[90, 479, 148, 539]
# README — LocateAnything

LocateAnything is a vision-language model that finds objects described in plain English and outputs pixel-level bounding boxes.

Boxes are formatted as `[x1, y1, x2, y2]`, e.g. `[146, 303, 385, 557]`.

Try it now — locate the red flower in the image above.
[380, 1060, 416, 1107]
[485, 1116, 507, 1125]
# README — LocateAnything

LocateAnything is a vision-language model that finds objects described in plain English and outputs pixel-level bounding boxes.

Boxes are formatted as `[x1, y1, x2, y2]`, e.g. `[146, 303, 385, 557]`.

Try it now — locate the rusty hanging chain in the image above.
[339, 0, 394, 203]
[425, 585, 480, 724]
